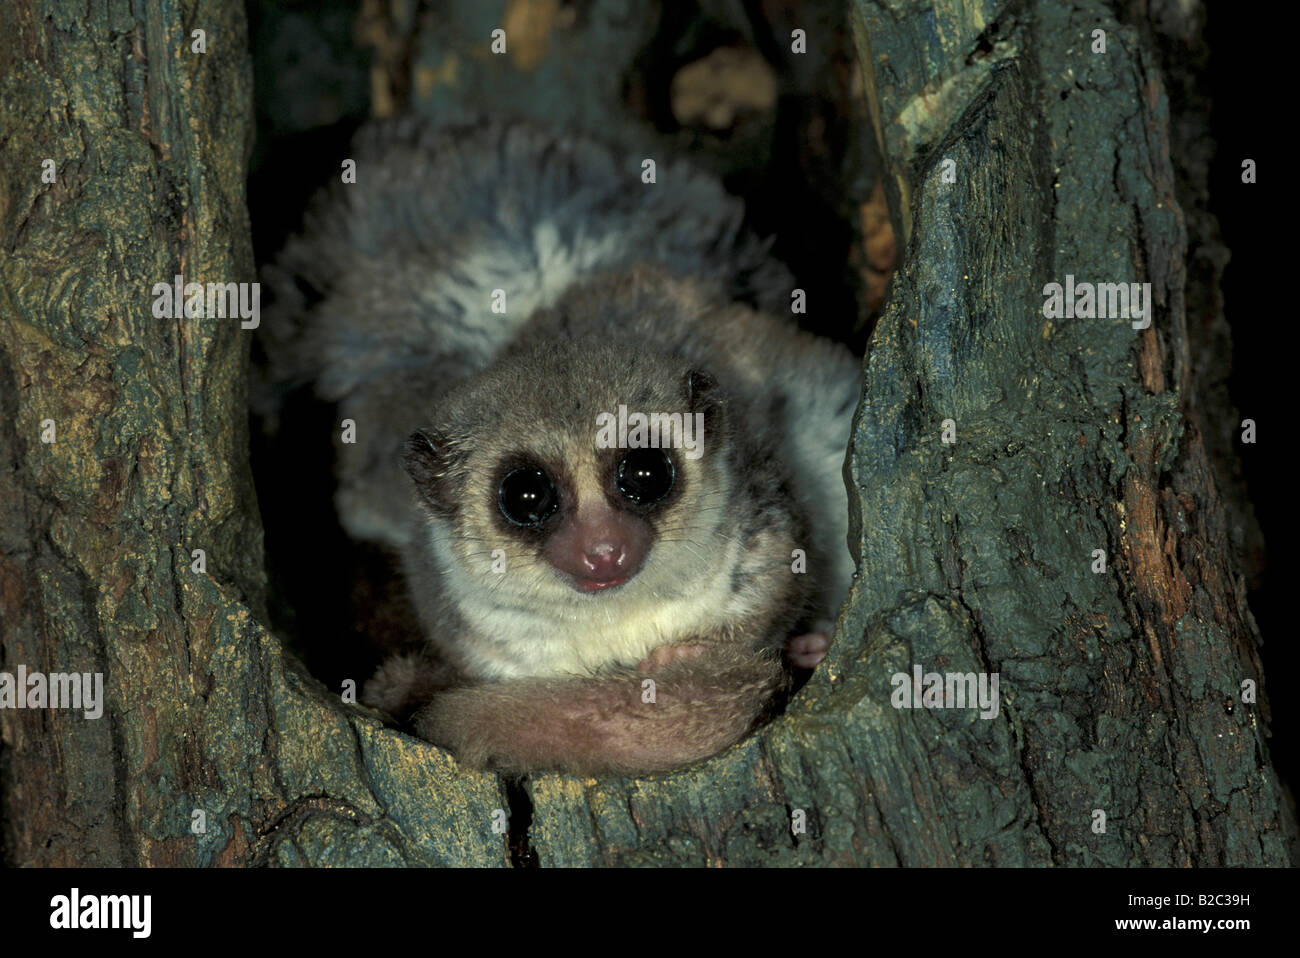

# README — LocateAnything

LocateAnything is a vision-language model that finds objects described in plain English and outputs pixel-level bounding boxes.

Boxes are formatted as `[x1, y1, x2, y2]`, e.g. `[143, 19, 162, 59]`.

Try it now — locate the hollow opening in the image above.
[246, 0, 891, 763]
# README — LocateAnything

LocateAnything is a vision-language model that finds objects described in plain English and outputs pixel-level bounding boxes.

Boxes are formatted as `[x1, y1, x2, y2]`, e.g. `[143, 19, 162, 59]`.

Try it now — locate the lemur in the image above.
[260, 119, 860, 776]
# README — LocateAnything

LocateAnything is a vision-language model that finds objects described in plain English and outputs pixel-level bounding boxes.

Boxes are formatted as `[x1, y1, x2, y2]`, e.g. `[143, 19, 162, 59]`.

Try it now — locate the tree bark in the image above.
[0, 0, 501, 868]
[1, 0, 1290, 867]
[837, 0, 1292, 865]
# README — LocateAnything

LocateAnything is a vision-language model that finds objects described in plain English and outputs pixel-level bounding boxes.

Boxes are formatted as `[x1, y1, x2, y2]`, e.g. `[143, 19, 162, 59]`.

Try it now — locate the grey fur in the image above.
[260, 118, 795, 546]
[261, 118, 860, 775]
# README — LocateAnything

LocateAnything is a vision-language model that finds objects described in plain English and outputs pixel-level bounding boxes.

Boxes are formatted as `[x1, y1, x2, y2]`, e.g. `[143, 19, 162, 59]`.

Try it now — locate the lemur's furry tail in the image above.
[255, 117, 793, 547]
[413, 643, 790, 776]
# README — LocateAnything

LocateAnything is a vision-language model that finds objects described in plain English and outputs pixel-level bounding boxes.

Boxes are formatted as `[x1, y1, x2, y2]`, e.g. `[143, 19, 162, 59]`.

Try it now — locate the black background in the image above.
[1205, 0, 1291, 796]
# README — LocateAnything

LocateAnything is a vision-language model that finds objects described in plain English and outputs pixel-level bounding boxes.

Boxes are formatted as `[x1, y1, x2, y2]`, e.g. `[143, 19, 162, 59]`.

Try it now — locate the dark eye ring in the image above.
[498, 467, 559, 527]
[617, 449, 675, 505]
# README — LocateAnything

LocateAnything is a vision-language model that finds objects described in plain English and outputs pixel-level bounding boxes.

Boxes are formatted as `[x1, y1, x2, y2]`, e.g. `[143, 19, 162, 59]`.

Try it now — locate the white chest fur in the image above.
[430, 530, 747, 680]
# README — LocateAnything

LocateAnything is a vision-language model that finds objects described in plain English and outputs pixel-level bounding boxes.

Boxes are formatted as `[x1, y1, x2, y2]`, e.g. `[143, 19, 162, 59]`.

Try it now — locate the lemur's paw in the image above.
[363, 653, 433, 715]
[785, 631, 830, 669]
[637, 643, 707, 672]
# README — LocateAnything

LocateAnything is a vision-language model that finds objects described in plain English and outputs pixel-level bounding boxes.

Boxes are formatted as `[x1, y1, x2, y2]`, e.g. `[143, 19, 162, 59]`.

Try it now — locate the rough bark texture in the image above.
[839, 0, 1291, 865]
[1, 0, 1291, 867]
[0, 0, 509, 867]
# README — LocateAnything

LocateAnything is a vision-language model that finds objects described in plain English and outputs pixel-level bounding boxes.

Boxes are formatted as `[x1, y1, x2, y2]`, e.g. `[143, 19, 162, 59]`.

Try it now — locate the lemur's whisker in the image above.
[261, 118, 859, 776]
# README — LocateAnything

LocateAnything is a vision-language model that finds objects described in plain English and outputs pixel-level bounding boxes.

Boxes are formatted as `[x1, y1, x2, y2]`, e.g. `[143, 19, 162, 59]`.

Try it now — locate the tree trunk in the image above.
[1, 0, 1290, 866]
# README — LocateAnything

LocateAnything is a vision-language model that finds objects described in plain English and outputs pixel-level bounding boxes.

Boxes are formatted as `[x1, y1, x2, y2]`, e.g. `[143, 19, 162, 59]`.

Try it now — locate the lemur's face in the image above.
[404, 344, 737, 616]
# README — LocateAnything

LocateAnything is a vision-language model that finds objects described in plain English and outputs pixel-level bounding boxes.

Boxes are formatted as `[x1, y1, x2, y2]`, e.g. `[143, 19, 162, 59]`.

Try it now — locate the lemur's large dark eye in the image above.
[617, 449, 675, 504]
[498, 468, 559, 526]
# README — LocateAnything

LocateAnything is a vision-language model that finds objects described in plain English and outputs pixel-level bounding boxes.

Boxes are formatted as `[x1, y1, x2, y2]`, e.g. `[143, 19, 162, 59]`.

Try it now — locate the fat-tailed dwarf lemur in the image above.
[260, 118, 860, 776]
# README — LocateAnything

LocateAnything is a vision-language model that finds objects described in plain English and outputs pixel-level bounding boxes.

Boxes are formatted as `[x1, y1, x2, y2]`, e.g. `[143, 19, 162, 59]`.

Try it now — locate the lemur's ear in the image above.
[685, 369, 719, 412]
[404, 429, 455, 516]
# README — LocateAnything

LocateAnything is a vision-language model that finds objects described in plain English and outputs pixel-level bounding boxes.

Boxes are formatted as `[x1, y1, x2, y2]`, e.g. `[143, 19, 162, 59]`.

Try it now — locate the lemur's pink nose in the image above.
[543, 506, 650, 592]
[580, 542, 628, 581]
